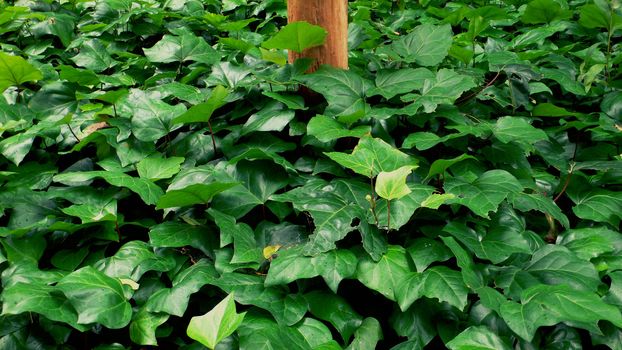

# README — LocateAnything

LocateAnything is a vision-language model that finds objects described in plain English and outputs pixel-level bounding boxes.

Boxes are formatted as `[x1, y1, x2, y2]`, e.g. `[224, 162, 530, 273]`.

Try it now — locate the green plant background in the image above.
[0, 0, 621, 349]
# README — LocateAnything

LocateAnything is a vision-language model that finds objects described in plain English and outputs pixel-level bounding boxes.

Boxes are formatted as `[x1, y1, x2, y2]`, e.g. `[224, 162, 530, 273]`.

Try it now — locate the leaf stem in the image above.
[387, 199, 391, 231]
[208, 120, 217, 154]
[553, 162, 576, 203]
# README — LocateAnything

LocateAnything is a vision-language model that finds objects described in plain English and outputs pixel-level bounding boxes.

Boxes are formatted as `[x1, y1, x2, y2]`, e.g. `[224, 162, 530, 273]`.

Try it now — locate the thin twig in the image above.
[554, 162, 576, 203]
[208, 120, 217, 154]
[67, 124, 81, 142]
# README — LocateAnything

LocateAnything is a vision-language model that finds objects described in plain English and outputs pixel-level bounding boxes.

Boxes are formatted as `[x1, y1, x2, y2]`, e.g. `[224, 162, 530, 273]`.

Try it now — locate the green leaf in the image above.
[298, 66, 372, 117]
[402, 69, 476, 113]
[521, 0, 573, 24]
[500, 284, 622, 341]
[1, 283, 87, 331]
[173, 85, 229, 124]
[187, 293, 246, 349]
[511, 192, 570, 229]
[262, 21, 328, 53]
[70, 39, 118, 73]
[492, 116, 548, 149]
[567, 186, 622, 227]
[237, 311, 312, 350]
[369, 68, 435, 99]
[390, 23, 453, 66]
[579, 3, 622, 31]
[420, 193, 456, 209]
[265, 247, 357, 293]
[129, 308, 169, 346]
[241, 101, 295, 135]
[56, 266, 132, 329]
[146, 260, 218, 317]
[444, 170, 523, 218]
[447, 326, 511, 350]
[210, 209, 262, 265]
[136, 156, 185, 181]
[124, 89, 186, 142]
[0, 52, 43, 92]
[306, 291, 363, 342]
[149, 222, 216, 258]
[325, 136, 417, 177]
[396, 266, 469, 311]
[346, 317, 383, 350]
[53, 171, 164, 206]
[156, 183, 238, 209]
[407, 238, 452, 273]
[356, 246, 412, 301]
[295, 318, 336, 348]
[375, 166, 414, 200]
[94, 241, 175, 280]
[557, 227, 622, 260]
[425, 154, 476, 182]
[307, 115, 371, 142]
[532, 103, 583, 117]
[144, 31, 220, 64]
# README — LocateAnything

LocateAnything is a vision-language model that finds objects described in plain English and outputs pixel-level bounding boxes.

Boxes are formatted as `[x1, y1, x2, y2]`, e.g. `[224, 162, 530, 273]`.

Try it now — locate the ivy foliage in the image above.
[0, 0, 621, 348]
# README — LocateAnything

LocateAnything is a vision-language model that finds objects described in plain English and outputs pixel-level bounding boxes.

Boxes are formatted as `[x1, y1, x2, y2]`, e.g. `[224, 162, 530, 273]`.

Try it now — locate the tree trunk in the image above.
[287, 0, 348, 71]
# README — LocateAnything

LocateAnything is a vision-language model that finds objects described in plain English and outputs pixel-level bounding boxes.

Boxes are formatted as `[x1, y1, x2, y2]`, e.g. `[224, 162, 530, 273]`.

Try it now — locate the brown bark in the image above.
[287, 0, 349, 71]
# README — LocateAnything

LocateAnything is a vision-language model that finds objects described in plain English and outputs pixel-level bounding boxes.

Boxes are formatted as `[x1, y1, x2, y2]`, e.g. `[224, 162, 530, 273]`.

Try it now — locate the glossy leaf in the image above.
[144, 31, 220, 64]
[307, 115, 371, 142]
[262, 21, 327, 53]
[156, 183, 238, 209]
[447, 326, 511, 350]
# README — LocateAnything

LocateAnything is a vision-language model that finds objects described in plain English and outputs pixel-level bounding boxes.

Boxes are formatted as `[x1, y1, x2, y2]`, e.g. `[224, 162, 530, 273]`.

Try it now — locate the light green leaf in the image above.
[447, 326, 511, 350]
[136, 156, 184, 181]
[144, 32, 220, 64]
[56, 266, 132, 329]
[420, 193, 456, 209]
[262, 21, 327, 53]
[53, 171, 163, 205]
[173, 85, 229, 124]
[0, 52, 43, 92]
[444, 170, 523, 218]
[579, 3, 622, 31]
[187, 293, 246, 349]
[156, 183, 238, 209]
[307, 115, 371, 142]
[70, 39, 118, 73]
[396, 266, 468, 311]
[375, 166, 414, 200]
[298, 65, 372, 117]
[325, 136, 417, 177]
[391, 23, 453, 66]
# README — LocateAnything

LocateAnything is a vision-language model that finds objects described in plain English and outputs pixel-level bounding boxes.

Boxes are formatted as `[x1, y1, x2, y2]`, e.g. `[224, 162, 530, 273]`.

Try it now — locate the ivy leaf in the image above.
[346, 317, 383, 350]
[0, 52, 43, 92]
[375, 166, 414, 200]
[241, 101, 295, 135]
[568, 187, 622, 227]
[402, 69, 476, 113]
[306, 291, 363, 342]
[396, 266, 468, 311]
[447, 326, 511, 350]
[390, 23, 453, 66]
[144, 31, 220, 64]
[210, 209, 262, 265]
[149, 222, 216, 258]
[356, 246, 412, 301]
[129, 308, 169, 346]
[307, 115, 371, 142]
[369, 68, 435, 99]
[500, 284, 622, 341]
[492, 116, 548, 149]
[53, 171, 164, 205]
[407, 238, 452, 273]
[124, 89, 186, 142]
[70, 39, 118, 73]
[262, 21, 327, 53]
[297, 65, 372, 117]
[325, 136, 417, 177]
[146, 260, 218, 317]
[173, 85, 229, 124]
[156, 183, 238, 209]
[1, 283, 87, 331]
[557, 227, 622, 260]
[187, 293, 246, 349]
[56, 266, 132, 329]
[136, 156, 184, 181]
[511, 192, 570, 229]
[425, 154, 476, 182]
[444, 170, 523, 218]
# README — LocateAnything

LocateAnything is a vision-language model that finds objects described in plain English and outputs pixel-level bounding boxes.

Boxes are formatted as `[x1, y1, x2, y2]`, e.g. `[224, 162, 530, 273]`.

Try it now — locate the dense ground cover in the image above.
[0, 0, 621, 348]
